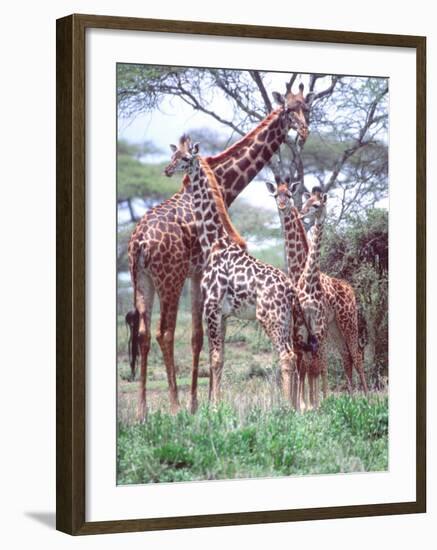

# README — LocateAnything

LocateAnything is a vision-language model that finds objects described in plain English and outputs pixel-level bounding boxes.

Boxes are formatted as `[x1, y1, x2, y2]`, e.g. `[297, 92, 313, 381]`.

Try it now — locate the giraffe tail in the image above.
[126, 246, 149, 382]
[125, 309, 139, 381]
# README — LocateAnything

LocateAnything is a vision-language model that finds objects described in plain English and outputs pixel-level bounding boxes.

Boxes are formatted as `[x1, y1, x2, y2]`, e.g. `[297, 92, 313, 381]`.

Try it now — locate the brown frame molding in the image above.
[56, 13, 426, 536]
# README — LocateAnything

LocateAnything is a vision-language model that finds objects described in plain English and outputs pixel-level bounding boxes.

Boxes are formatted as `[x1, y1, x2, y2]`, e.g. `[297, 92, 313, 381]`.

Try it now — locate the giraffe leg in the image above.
[258, 313, 298, 410]
[156, 295, 182, 415]
[291, 350, 300, 411]
[331, 286, 368, 394]
[135, 272, 155, 421]
[335, 341, 354, 394]
[189, 273, 204, 414]
[308, 338, 327, 410]
[314, 375, 320, 409]
[343, 355, 354, 394]
[348, 335, 368, 394]
[299, 353, 311, 410]
[297, 351, 305, 411]
[308, 372, 315, 409]
[355, 350, 369, 394]
[328, 318, 353, 394]
[318, 340, 329, 400]
[344, 346, 368, 394]
[204, 301, 225, 405]
[308, 365, 321, 410]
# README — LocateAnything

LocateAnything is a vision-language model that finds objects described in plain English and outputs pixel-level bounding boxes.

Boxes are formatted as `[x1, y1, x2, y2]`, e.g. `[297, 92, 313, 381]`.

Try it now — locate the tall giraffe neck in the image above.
[279, 206, 309, 286]
[206, 108, 289, 207]
[302, 220, 324, 288]
[190, 157, 245, 261]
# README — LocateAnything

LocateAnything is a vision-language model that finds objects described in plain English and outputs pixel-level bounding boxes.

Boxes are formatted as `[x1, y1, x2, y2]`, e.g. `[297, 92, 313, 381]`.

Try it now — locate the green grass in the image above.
[117, 280, 388, 485]
[117, 394, 388, 484]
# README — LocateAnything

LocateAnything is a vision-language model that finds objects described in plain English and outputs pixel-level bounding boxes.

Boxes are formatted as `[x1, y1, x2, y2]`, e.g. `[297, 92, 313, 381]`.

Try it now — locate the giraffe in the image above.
[264, 177, 314, 407]
[127, 83, 309, 419]
[266, 178, 369, 407]
[164, 136, 299, 408]
[294, 187, 368, 408]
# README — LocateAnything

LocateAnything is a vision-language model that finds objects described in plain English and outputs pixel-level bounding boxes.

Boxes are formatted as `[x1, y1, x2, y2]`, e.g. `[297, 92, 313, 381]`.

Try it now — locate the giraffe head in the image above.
[272, 82, 310, 145]
[164, 134, 200, 177]
[300, 186, 328, 223]
[265, 176, 300, 212]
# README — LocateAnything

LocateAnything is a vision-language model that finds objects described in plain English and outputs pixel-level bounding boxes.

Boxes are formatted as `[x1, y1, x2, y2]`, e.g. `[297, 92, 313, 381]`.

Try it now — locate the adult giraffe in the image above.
[295, 187, 368, 408]
[127, 84, 309, 419]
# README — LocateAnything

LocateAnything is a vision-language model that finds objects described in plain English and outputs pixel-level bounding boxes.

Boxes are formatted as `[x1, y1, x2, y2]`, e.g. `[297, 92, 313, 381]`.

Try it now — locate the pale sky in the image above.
[117, 71, 388, 216]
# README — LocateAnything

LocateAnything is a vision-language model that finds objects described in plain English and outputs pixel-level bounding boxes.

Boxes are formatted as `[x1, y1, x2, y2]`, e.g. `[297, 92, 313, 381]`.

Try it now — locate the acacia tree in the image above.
[117, 66, 388, 217]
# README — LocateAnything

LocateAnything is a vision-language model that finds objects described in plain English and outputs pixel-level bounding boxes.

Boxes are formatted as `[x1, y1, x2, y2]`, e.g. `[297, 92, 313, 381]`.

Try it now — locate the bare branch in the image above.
[175, 76, 245, 135]
[307, 76, 340, 105]
[309, 74, 323, 92]
[286, 73, 298, 92]
[212, 71, 262, 121]
[325, 85, 388, 192]
[250, 71, 273, 113]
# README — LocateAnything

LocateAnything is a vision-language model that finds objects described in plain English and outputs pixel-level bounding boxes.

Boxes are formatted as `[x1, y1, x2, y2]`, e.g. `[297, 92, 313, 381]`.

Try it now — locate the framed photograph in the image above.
[56, 13, 426, 535]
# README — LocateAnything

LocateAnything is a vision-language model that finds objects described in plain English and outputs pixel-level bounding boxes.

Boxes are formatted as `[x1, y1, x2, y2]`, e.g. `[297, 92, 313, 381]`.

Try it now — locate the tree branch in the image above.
[306, 76, 340, 105]
[175, 76, 245, 135]
[286, 73, 298, 92]
[250, 70, 273, 113]
[213, 72, 262, 121]
[325, 85, 388, 192]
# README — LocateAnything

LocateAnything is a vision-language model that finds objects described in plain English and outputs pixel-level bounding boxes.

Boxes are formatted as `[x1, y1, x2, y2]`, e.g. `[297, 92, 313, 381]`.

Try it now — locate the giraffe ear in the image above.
[272, 91, 285, 105]
[170, 144, 177, 152]
[322, 193, 328, 204]
[191, 142, 200, 154]
[289, 181, 300, 195]
[303, 191, 311, 201]
[265, 181, 276, 195]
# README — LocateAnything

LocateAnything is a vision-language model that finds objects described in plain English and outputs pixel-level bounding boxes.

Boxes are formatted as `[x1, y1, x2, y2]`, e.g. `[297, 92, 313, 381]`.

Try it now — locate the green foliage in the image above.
[322, 395, 388, 439]
[322, 209, 388, 278]
[229, 197, 281, 246]
[117, 154, 180, 202]
[117, 223, 135, 273]
[117, 64, 191, 117]
[249, 243, 285, 270]
[117, 395, 388, 484]
[118, 138, 163, 158]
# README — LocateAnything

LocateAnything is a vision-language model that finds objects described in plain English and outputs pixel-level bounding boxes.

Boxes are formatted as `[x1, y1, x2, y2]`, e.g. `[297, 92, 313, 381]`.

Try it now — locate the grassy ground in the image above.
[117, 283, 388, 485]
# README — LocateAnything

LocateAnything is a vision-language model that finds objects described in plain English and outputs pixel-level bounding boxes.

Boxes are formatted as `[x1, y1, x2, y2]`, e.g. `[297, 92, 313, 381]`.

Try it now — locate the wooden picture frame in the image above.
[56, 13, 426, 535]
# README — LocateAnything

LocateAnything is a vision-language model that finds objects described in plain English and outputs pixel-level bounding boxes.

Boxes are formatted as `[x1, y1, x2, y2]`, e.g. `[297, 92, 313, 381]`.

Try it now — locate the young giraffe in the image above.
[164, 137, 299, 408]
[296, 187, 369, 408]
[128, 84, 309, 418]
[265, 177, 314, 407]
[266, 179, 368, 408]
